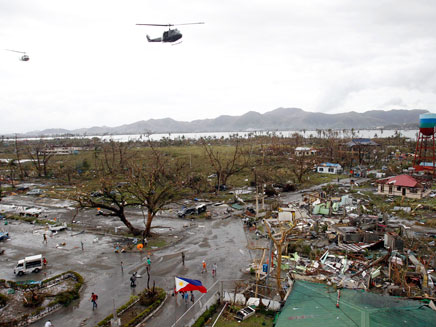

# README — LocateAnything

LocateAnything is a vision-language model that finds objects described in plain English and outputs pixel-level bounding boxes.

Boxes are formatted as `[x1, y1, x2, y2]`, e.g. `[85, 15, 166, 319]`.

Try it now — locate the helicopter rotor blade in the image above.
[4, 49, 26, 54]
[136, 24, 174, 27]
[173, 22, 205, 26]
[136, 22, 204, 27]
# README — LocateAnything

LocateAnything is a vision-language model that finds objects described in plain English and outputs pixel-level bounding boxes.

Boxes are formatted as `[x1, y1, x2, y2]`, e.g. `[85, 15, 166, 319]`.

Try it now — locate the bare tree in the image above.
[291, 153, 317, 184]
[264, 218, 297, 300]
[201, 138, 251, 191]
[100, 140, 134, 174]
[76, 141, 186, 237]
[76, 178, 144, 236]
[14, 135, 25, 179]
[126, 146, 186, 236]
[7, 159, 18, 187]
[25, 141, 53, 177]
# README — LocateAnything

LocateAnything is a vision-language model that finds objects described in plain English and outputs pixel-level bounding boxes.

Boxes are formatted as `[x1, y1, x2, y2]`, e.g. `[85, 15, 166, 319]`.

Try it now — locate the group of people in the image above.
[178, 290, 195, 304]
[182, 252, 218, 276]
[201, 260, 217, 277]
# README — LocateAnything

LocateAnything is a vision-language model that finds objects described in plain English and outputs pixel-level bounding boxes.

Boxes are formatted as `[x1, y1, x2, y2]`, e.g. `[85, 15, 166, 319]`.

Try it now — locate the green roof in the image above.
[275, 281, 436, 327]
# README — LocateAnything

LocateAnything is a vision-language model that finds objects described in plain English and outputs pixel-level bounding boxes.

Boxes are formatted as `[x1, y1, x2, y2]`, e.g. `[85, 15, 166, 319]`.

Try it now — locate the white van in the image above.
[14, 254, 43, 276]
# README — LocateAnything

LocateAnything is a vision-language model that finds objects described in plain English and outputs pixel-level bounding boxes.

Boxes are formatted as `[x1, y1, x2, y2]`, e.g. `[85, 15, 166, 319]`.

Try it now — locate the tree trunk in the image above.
[145, 211, 154, 236]
[119, 211, 143, 236]
[276, 244, 285, 300]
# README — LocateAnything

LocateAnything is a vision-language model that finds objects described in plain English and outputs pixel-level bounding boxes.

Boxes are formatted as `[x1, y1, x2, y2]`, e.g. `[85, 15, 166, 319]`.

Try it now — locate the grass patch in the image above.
[146, 239, 167, 249]
[192, 303, 218, 327]
[214, 314, 274, 327]
[6, 214, 59, 225]
[96, 288, 166, 327]
[210, 306, 275, 327]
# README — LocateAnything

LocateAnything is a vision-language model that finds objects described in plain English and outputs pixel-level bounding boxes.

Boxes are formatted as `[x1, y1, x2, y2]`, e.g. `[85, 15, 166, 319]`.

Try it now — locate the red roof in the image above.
[378, 175, 419, 188]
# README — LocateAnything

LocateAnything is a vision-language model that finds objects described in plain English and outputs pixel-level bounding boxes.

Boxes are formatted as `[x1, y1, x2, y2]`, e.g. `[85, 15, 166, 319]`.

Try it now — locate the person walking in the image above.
[146, 257, 151, 270]
[120, 261, 124, 272]
[90, 292, 98, 310]
[181, 252, 185, 266]
[212, 263, 217, 277]
[43, 233, 47, 244]
[190, 291, 194, 303]
[184, 291, 189, 304]
[44, 320, 53, 327]
[130, 272, 137, 287]
[201, 260, 207, 273]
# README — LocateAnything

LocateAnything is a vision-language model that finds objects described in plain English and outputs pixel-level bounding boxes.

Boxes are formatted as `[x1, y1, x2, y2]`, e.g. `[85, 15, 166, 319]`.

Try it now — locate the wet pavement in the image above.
[0, 178, 367, 326]
[0, 200, 251, 327]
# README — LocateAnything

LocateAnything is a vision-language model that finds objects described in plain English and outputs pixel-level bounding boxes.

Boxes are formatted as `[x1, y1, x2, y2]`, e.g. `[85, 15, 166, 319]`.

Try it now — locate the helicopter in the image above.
[136, 22, 204, 43]
[4, 49, 29, 61]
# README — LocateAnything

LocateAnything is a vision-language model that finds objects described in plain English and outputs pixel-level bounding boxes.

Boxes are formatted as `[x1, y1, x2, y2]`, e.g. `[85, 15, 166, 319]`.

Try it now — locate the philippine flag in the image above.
[175, 277, 207, 293]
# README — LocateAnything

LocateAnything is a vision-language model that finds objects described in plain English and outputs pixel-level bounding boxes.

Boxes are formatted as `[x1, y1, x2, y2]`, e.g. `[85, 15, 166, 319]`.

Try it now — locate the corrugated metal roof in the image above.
[386, 175, 418, 187]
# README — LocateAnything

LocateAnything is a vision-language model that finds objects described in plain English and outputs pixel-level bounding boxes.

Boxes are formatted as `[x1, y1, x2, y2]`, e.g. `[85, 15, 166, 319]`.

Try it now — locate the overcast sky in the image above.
[1, 0, 436, 133]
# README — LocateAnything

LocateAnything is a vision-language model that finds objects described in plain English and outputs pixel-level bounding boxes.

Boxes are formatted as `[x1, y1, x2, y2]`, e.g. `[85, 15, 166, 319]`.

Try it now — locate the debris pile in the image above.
[246, 186, 436, 303]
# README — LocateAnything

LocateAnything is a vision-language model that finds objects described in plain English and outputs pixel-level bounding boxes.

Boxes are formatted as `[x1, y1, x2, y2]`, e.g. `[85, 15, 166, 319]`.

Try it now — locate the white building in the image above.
[295, 147, 317, 156]
[317, 163, 343, 174]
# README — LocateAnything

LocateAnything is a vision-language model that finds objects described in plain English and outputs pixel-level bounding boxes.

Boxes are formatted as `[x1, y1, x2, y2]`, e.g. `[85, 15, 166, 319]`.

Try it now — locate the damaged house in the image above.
[376, 174, 431, 199]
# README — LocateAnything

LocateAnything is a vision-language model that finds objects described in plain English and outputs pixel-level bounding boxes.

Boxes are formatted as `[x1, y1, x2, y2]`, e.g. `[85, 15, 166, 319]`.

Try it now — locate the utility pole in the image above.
[255, 185, 259, 218]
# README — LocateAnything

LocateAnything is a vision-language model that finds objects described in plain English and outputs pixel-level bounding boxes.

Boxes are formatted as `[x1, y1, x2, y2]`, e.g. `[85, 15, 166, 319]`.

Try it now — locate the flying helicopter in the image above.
[136, 22, 204, 43]
[4, 49, 29, 61]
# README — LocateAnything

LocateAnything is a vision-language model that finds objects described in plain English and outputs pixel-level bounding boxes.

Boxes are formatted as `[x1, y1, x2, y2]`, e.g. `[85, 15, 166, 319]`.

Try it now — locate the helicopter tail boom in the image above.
[146, 35, 162, 42]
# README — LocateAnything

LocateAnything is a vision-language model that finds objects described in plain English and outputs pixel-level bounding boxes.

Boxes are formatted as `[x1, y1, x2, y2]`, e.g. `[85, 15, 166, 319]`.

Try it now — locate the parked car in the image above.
[14, 254, 44, 276]
[177, 207, 197, 218]
[234, 306, 255, 321]
[26, 189, 44, 196]
[0, 232, 9, 241]
[177, 204, 208, 218]
[215, 184, 227, 191]
[195, 204, 207, 214]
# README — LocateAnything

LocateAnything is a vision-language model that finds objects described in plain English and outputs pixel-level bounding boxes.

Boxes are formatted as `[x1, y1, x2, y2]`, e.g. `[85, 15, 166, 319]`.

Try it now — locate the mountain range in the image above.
[15, 108, 431, 137]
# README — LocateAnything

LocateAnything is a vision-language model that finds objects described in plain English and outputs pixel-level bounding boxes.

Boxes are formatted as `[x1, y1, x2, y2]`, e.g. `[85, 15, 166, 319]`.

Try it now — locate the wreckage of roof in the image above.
[346, 138, 379, 147]
[377, 174, 421, 188]
[275, 280, 436, 327]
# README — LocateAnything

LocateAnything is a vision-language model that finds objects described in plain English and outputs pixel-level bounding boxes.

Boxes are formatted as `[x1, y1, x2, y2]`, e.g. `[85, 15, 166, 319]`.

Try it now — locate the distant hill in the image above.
[11, 108, 430, 137]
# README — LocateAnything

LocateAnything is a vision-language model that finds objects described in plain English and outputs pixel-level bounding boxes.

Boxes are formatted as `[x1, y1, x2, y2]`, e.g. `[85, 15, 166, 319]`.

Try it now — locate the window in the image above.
[397, 186, 401, 191]
[319, 167, 324, 172]
[328, 168, 334, 173]
[380, 184, 384, 192]
[409, 188, 418, 194]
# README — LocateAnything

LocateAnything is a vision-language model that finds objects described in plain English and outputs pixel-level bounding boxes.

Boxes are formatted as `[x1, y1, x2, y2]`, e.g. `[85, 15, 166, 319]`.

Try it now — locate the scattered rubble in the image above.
[244, 183, 436, 306]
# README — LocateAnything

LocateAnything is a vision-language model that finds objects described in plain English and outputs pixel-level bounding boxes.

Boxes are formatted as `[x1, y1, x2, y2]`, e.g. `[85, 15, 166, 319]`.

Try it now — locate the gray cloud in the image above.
[1, 0, 436, 133]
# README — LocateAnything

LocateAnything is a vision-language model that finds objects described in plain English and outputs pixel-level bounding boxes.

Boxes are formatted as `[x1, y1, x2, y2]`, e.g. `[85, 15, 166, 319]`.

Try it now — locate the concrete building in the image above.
[376, 174, 431, 199]
[294, 147, 317, 156]
[38, 147, 82, 155]
[316, 162, 343, 174]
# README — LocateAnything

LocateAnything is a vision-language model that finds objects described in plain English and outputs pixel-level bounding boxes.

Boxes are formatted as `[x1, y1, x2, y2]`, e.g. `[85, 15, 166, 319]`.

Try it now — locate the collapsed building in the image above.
[243, 181, 436, 324]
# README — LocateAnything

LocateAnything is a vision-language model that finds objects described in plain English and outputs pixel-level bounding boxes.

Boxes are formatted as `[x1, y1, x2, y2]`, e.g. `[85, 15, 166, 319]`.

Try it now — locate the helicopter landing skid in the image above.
[171, 41, 183, 46]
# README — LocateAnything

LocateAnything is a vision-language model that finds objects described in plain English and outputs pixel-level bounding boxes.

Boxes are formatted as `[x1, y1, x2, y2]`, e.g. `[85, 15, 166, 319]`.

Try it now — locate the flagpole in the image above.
[174, 275, 177, 324]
